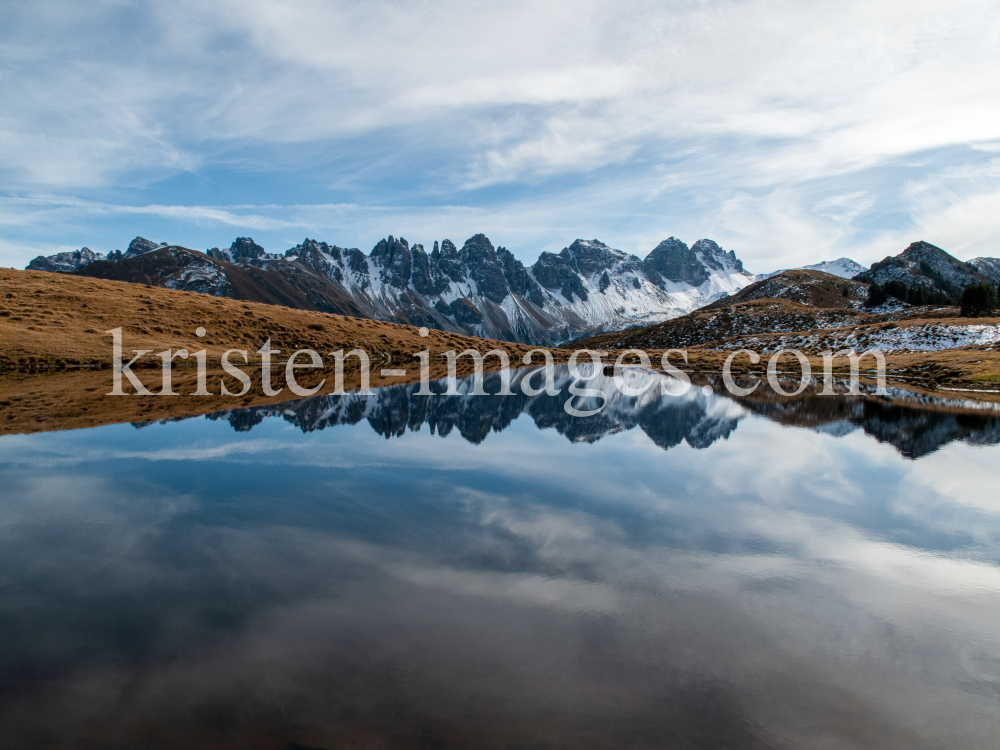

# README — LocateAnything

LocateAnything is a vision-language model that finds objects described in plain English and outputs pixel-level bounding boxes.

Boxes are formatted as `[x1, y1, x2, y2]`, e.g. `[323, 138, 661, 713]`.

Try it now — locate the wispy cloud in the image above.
[1, 0, 999, 269]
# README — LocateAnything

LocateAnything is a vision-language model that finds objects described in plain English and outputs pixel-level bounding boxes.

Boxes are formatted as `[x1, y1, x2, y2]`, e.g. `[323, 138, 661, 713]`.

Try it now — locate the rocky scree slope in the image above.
[29, 234, 754, 345]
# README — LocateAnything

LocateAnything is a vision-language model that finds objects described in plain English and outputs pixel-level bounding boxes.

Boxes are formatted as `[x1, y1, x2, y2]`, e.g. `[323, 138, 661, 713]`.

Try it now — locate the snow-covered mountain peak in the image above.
[758, 257, 864, 281]
[561, 239, 638, 276]
[642, 237, 750, 287]
[691, 239, 746, 274]
[802, 257, 865, 279]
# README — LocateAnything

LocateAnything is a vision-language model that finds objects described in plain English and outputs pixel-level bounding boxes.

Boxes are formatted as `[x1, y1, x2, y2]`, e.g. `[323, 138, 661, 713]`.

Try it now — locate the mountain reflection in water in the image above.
[2, 365, 1000, 749]
[175, 366, 1000, 459]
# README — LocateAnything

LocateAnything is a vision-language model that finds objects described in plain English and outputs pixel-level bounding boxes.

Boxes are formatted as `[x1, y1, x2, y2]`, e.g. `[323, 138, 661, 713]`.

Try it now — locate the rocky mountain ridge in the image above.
[29, 232, 754, 345]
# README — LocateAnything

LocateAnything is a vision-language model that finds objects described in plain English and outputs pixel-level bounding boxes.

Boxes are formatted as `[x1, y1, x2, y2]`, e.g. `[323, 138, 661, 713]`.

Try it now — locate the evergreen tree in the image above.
[960, 283, 999, 318]
[864, 283, 887, 308]
[884, 280, 908, 302]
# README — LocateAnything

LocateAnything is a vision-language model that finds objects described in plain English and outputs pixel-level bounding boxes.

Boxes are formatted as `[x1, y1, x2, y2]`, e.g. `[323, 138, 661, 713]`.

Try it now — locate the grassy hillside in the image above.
[0, 268, 545, 371]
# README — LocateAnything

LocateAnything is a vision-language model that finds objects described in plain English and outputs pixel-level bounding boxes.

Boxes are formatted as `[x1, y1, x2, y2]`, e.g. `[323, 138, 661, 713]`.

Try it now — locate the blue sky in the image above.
[2, 0, 999, 272]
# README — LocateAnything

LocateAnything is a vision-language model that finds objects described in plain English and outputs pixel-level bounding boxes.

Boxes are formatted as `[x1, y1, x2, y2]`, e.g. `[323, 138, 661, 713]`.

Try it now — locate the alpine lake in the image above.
[2, 365, 1000, 749]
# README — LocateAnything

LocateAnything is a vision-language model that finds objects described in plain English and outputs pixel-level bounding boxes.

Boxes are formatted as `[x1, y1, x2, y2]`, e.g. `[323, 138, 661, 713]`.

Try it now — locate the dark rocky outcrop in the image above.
[449, 297, 484, 325]
[532, 251, 588, 302]
[497, 246, 543, 305]
[434, 239, 465, 283]
[640, 237, 746, 288]
[286, 239, 346, 282]
[457, 234, 511, 305]
[371, 235, 412, 288]
[562, 239, 641, 276]
[643, 237, 706, 285]
[409, 244, 446, 296]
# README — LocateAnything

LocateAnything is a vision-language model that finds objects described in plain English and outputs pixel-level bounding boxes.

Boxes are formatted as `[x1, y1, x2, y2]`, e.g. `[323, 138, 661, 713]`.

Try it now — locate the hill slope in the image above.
[77, 246, 366, 317]
[855, 241, 990, 296]
[577, 298, 868, 350]
[704, 269, 868, 310]
[0, 268, 542, 371]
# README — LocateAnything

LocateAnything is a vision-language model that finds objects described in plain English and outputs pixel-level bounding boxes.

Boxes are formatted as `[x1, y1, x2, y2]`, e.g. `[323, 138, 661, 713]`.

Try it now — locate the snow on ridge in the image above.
[31, 231, 757, 345]
[757, 257, 865, 281]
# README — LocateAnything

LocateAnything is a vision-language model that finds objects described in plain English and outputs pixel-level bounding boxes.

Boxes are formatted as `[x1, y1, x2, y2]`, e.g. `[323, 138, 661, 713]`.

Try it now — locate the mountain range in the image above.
[25, 234, 1000, 346]
[28, 234, 755, 345]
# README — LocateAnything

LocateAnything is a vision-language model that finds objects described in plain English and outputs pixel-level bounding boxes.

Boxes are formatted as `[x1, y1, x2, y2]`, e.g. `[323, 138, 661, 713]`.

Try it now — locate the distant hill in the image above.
[577, 298, 868, 351]
[855, 241, 990, 297]
[705, 269, 868, 310]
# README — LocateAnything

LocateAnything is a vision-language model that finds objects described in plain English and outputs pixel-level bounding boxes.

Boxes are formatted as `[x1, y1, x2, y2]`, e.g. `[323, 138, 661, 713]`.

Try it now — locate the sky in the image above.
[2, 0, 999, 273]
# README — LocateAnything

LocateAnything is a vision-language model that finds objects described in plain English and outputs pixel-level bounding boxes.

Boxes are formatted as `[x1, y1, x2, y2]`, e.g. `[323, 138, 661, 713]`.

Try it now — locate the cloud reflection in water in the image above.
[1, 369, 999, 748]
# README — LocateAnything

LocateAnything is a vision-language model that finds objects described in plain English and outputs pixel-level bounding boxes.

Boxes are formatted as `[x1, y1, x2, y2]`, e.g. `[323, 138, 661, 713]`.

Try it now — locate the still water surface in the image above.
[1, 368, 999, 748]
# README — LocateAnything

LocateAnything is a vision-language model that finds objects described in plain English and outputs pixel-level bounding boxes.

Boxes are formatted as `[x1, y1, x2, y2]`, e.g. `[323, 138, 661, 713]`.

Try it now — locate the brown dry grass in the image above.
[0, 268, 576, 435]
[0, 268, 557, 369]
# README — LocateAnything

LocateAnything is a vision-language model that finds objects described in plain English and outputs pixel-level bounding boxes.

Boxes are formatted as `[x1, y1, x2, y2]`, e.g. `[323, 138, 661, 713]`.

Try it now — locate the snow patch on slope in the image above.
[718, 323, 1000, 354]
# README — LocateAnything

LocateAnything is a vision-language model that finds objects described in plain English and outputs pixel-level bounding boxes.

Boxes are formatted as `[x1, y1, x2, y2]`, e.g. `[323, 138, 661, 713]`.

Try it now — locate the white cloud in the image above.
[1, 0, 1000, 267]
